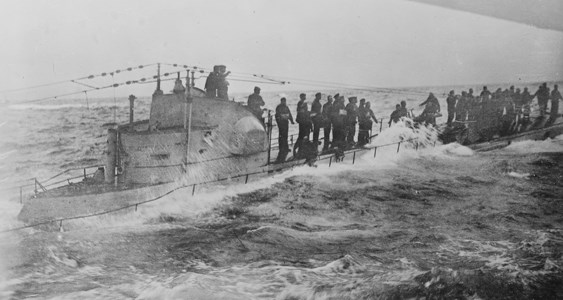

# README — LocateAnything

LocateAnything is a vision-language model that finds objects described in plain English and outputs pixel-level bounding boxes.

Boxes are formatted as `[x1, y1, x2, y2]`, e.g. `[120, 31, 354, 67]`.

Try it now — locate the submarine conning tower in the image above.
[106, 64, 269, 185]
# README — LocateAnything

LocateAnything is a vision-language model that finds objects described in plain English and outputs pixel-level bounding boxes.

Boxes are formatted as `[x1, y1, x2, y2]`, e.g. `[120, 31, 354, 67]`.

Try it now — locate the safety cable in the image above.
[0, 63, 159, 94]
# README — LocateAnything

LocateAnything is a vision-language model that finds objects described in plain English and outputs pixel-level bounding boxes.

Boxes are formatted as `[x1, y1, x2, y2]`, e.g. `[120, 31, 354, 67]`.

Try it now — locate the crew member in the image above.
[247, 86, 265, 120]
[399, 100, 409, 118]
[216, 65, 231, 100]
[322, 95, 334, 150]
[456, 91, 467, 122]
[465, 89, 475, 121]
[358, 101, 378, 146]
[358, 98, 366, 111]
[389, 104, 401, 127]
[173, 75, 186, 94]
[419, 93, 441, 125]
[331, 94, 346, 149]
[345, 97, 358, 146]
[513, 88, 523, 115]
[296, 93, 312, 152]
[357, 99, 367, 145]
[311, 92, 323, 145]
[501, 90, 516, 135]
[550, 84, 562, 121]
[534, 83, 550, 116]
[468, 95, 482, 122]
[275, 97, 294, 162]
[480, 86, 491, 99]
[446, 90, 457, 126]
[205, 66, 219, 98]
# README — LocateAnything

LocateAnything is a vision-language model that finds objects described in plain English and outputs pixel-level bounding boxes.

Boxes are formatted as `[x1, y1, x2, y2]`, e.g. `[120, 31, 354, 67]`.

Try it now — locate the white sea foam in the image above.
[438, 142, 474, 156]
[501, 134, 563, 154]
[366, 118, 439, 150]
[507, 171, 530, 179]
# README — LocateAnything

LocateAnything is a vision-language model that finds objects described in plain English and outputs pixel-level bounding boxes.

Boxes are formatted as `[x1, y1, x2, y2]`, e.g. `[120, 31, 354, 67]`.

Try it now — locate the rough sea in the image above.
[1, 84, 562, 299]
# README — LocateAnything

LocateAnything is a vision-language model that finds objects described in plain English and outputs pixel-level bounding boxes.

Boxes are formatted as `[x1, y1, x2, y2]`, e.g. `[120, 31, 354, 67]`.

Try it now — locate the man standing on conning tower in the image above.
[247, 86, 265, 120]
[205, 65, 219, 98]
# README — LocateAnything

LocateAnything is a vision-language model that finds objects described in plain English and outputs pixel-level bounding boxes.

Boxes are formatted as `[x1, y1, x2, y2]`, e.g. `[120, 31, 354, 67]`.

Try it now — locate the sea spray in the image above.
[501, 134, 563, 154]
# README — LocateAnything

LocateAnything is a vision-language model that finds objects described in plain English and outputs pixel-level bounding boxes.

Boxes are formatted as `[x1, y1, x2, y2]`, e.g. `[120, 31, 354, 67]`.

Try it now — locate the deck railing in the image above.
[0, 165, 102, 204]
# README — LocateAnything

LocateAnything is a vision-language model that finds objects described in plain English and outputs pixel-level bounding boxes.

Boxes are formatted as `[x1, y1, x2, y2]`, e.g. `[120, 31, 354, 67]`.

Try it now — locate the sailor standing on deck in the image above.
[480, 86, 491, 99]
[446, 90, 457, 126]
[311, 92, 323, 145]
[399, 100, 409, 118]
[247, 86, 265, 120]
[331, 94, 346, 149]
[345, 97, 359, 146]
[296, 93, 312, 151]
[389, 104, 402, 127]
[358, 101, 378, 146]
[275, 97, 294, 161]
[521, 87, 533, 122]
[456, 91, 468, 122]
[534, 83, 550, 116]
[419, 93, 441, 125]
[322, 95, 334, 150]
[550, 84, 562, 121]
[466, 89, 475, 121]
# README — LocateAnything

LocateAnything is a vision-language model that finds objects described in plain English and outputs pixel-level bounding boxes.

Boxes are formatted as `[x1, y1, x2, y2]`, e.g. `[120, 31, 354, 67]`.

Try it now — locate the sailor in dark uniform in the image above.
[331, 95, 346, 149]
[399, 100, 409, 118]
[311, 92, 323, 145]
[480, 86, 491, 99]
[389, 104, 401, 127]
[247, 86, 265, 120]
[322, 95, 334, 150]
[550, 84, 561, 121]
[216, 65, 231, 100]
[534, 83, 550, 116]
[275, 97, 294, 162]
[205, 65, 220, 98]
[173, 74, 186, 94]
[501, 90, 516, 135]
[513, 88, 523, 115]
[419, 93, 441, 125]
[465, 89, 475, 121]
[295, 93, 312, 152]
[521, 87, 533, 124]
[358, 101, 377, 146]
[456, 91, 468, 122]
[358, 98, 366, 111]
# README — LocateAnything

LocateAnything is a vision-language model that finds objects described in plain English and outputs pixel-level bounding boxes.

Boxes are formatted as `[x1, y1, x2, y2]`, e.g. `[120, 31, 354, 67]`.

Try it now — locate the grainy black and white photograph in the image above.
[1, 0, 562, 299]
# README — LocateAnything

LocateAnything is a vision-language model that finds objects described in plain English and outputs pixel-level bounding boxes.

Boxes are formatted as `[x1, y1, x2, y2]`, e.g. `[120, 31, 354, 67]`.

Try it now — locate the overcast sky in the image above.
[1, 0, 562, 101]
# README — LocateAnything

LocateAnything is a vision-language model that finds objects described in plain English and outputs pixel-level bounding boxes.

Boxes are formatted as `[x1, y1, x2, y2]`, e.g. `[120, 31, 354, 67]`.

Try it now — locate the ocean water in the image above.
[0, 83, 562, 299]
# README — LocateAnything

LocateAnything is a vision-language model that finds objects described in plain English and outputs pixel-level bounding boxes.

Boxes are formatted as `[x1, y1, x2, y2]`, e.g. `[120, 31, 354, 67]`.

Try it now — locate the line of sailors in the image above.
[269, 92, 379, 160]
[245, 82, 562, 162]
[444, 83, 561, 137]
